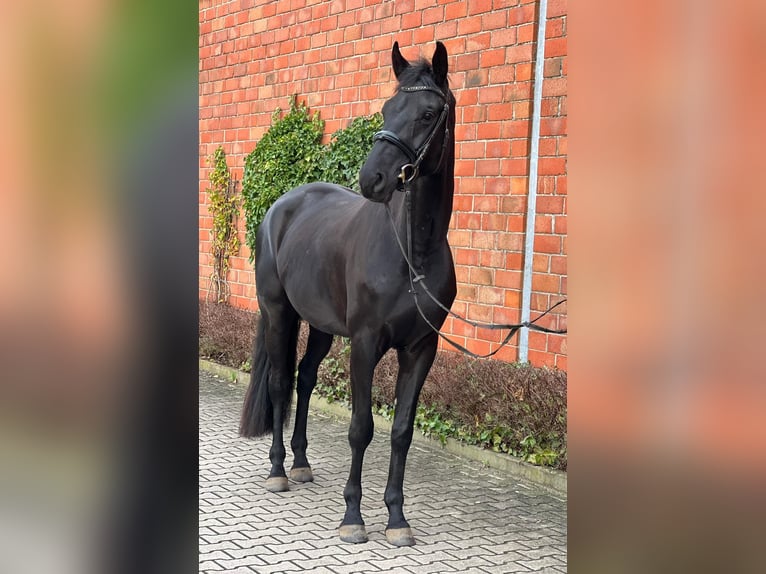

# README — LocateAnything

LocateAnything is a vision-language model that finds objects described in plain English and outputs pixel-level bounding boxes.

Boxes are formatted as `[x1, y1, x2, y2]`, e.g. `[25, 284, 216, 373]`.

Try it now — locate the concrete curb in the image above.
[200, 358, 567, 497]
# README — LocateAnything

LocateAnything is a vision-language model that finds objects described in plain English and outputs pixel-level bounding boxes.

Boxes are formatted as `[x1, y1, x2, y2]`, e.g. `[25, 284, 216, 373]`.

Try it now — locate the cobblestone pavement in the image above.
[200, 370, 567, 573]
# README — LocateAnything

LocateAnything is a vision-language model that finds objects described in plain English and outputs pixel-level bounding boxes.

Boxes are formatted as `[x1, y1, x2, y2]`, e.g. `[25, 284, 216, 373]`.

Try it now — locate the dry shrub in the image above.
[199, 301, 256, 369]
[200, 303, 567, 468]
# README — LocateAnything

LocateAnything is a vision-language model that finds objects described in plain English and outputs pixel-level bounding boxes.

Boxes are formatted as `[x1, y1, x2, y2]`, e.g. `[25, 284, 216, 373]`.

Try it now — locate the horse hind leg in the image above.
[260, 299, 300, 493]
[289, 326, 333, 483]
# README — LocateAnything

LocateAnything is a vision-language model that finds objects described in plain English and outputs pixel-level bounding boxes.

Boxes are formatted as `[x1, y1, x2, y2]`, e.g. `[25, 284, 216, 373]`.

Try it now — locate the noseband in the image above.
[372, 85, 450, 185]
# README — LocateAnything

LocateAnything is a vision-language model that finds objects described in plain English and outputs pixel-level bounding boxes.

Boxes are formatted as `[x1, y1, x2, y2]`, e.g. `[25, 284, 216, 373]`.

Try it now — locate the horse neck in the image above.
[393, 152, 455, 267]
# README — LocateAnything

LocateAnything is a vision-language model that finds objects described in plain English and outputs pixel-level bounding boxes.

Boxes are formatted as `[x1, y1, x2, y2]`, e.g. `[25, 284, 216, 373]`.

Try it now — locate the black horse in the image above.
[240, 42, 456, 547]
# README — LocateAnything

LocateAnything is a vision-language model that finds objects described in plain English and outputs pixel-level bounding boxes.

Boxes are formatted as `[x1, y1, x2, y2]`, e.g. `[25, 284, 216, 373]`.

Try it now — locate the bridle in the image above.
[378, 84, 568, 359]
[372, 84, 451, 185]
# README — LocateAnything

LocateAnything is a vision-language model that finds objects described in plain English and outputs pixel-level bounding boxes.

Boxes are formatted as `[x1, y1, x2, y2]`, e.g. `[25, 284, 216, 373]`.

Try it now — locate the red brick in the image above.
[478, 286, 504, 305]
[408, 27, 434, 45]
[544, 57, 563, 78]
[538, 157, 566, 175]
[537, 196, 565, 214]
[489, 65, 514, 84]
[471, 231, 496, 249]
[550, 255, 567, 274]
[508, 3, 537, 25]
[503, 290, 521, 312]
[534, 215, 553, 234]
[455, 52, 480, 72]
[482, 10, 507, 29]
[481, 213, 506, 231]
[456, 284, 477, 304]
[486, 140, 511, 157]
[480, 48, 506, 68]
[477, 122, 501, 139]
[457, 213, 482, 230]
[466, 32, 492, 52]
[505, 251, 523, 269]
[474, 196, 498, 212]
[476, 160, 501, 176]
[533, 235, 562, 254]
[543, 77, 567, 97]
[458, 178, 485, 194]
[515, 62, 533, 81]
[446, 2, 468, 19]
[478, 85, 504, 103]
[511, 139, 529, 157]
[457, 89, 479, 106]
[464, 69, 489, 88]
[496, 269, 522, 289]
[468, 303, 493, 323]
[435, 20, 458, 39]
[454, 159, 476, 176]
[487, 104, 513, 121]
[541, 117, 567, 136]
[441, 36, 464, 55]
[467, 0, 493, 15]
[498, 233, 523, 251]
[394, 0, 416, 14]
[454, 248, 479, 266]
[548, 0, 567, 18]
[547, 17, 566, 39]
[532, 273, 560, 293]
[423, 5, 444, 24]
[485, 178, 511, 195]
[459, 141, 486, 158]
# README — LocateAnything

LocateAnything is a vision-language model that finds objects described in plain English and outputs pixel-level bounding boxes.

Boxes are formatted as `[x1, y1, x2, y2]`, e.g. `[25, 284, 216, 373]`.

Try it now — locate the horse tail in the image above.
[239, 313, 299, 438]
[239, 317, 274, 438]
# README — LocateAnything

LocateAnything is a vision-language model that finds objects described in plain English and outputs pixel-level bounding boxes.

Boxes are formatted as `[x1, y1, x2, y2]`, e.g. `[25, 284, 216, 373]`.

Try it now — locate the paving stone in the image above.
[199, 370, 567, 574]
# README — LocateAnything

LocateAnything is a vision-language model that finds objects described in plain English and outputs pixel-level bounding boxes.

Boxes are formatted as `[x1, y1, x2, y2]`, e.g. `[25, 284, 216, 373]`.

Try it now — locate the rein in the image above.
[385, 195, 567, 359]
[377, 82, 567, 359]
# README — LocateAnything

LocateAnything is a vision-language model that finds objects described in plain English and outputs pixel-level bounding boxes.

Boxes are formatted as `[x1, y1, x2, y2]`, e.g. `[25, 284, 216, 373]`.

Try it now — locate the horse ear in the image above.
[432, 41, 448, 86]
[392, 41, 410, 79]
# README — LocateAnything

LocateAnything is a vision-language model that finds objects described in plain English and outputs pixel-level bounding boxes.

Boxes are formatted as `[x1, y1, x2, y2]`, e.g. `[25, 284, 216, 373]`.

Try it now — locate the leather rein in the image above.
[377, 84, 567, 360]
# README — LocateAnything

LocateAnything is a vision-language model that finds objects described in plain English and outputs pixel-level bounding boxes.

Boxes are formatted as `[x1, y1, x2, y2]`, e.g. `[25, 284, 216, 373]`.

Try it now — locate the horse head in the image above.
[360, 41, 454, 204]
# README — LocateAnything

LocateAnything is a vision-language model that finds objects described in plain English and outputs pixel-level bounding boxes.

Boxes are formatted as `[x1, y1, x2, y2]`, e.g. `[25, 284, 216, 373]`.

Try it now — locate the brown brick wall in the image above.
[199, 0, 567, 369]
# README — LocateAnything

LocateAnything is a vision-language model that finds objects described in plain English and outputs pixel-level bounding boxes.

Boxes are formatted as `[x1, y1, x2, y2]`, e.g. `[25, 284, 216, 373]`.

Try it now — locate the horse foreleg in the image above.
[290, 327, 333, 482]
[339, 336, 381, 544]
[384, 333, 438, 546]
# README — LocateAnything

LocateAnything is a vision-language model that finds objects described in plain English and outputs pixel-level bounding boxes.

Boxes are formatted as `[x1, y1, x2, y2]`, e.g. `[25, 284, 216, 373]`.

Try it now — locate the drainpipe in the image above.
[518, 0, 548, 363]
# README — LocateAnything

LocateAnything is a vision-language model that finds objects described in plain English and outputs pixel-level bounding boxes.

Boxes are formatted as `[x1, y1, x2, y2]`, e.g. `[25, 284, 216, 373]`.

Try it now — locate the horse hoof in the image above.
[386, 527, 415, 547]
[339, 524, 368, 544]
[289, 466, 314, 482]
[264, 476, 289, 492]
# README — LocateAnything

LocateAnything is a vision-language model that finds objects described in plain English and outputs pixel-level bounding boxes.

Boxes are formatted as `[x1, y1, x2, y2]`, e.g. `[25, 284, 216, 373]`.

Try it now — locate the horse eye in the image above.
[423, 111, 435, 121]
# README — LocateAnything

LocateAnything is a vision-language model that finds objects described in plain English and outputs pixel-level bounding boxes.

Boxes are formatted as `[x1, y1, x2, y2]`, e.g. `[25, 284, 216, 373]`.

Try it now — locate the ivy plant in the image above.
[242, 95, 325, 260]
[319, 113, 383, 192]
[241, 94, 383, 260]
[206, 146, 240, 303]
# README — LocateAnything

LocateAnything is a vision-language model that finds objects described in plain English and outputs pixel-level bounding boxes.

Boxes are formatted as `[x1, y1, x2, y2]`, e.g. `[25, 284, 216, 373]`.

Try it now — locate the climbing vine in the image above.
[242, 95, 325, 261]
[241, 95, 383, 260]
[206, 146, 240, 303]
[319, 112, 383, 192]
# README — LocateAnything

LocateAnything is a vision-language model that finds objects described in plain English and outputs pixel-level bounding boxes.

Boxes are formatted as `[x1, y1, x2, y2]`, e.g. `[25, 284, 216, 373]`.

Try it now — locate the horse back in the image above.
[256, 183, 377, 336]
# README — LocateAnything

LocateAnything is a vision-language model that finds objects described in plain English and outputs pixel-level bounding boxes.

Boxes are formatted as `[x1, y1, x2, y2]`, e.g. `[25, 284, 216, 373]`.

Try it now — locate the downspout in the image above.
[518, 0, 548, 363]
